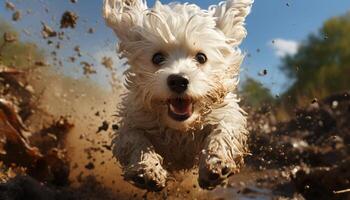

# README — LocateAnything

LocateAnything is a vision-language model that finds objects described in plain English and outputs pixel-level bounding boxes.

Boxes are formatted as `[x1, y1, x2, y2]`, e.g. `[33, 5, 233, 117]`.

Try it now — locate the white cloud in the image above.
[269, 38, 299, 58]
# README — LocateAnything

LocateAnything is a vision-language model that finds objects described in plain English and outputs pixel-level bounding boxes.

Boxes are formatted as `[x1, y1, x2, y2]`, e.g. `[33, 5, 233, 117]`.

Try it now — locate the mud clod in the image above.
[41, 23, 57, 38]
[60, 11, 78, 29]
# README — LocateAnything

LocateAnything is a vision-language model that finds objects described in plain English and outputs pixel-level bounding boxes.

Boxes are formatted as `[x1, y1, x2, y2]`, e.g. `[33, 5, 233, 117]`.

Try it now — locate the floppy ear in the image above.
[103, 0, 147, 41]
[210, 0, 253, 46]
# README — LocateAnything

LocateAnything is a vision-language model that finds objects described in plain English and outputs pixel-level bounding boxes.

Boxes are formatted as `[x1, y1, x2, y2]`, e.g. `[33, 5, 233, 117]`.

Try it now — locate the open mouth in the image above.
[167, 97, 193, 121]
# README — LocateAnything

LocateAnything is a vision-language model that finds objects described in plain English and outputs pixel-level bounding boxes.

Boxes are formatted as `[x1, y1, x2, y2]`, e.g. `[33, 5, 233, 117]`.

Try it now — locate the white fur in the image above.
[103, 0, 253, 191]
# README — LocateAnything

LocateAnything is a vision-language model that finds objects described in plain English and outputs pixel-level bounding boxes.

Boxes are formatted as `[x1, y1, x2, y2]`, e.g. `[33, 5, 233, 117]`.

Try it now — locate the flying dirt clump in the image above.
[101, 56, 113, 70]
[41, 22, 57, 39]
[80, 61, 97, 75]
[60, 11, 79, 29]
[5, 1, 15, 11]
[12, 10, 21, 21]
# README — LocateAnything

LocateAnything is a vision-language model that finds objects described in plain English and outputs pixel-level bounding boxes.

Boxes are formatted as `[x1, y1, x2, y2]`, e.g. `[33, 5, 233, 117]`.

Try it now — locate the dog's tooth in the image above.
[170, 103, 188, 115]
[170, 104, 176, 113]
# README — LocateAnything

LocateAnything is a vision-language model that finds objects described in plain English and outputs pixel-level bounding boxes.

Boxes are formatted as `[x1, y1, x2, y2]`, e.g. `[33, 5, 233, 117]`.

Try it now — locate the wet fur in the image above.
[103, 0, 253, 191]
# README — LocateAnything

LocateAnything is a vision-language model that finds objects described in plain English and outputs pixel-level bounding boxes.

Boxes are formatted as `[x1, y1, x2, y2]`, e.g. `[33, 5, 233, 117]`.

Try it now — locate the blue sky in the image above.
[1, 0, 350, 95]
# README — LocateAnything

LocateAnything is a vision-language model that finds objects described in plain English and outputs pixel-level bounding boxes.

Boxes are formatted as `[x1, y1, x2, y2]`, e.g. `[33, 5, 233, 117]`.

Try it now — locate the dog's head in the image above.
[103, 0, 252, 130]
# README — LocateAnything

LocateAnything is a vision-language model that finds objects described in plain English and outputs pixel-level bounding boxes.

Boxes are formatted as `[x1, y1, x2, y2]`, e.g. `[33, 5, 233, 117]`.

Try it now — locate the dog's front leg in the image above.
[113, 129, 167, 191]
[198, 101, 248, 189]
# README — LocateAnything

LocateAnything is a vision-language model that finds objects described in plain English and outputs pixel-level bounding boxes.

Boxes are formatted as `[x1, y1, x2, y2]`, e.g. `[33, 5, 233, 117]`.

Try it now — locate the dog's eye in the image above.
[152, 52, 166, 66]
[195, 53, 207, 64]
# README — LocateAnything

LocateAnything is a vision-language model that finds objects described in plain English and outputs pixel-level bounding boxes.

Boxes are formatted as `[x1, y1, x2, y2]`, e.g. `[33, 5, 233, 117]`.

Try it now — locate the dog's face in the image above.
[104, 0, 252, 130]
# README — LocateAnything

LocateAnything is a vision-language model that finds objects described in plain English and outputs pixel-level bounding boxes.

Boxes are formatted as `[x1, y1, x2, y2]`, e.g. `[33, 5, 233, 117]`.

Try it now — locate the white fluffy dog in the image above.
[103, 0, 253, 191]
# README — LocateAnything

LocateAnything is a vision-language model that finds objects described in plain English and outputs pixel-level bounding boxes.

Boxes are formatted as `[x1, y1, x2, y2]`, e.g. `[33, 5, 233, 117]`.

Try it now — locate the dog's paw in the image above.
[124, 163, 167, 192]
[198, 156, 240, 190]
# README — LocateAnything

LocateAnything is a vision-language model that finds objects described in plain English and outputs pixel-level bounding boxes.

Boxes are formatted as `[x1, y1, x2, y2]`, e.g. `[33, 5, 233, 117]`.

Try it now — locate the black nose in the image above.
[167, 74, 189, 94]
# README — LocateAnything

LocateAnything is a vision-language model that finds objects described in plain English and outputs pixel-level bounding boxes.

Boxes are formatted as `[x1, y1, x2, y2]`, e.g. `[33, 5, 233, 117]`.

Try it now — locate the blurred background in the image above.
[0, 0, 349, 199]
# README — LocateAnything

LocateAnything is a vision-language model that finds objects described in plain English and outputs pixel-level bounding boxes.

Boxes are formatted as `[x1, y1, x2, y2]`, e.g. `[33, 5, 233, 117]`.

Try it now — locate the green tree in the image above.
[240, 78, 274, 108]
[281, 12, 350, 106]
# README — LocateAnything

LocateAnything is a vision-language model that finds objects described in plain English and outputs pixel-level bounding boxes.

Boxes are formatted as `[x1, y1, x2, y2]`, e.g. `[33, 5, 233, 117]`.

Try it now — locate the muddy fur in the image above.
[103, 0, 253, 191]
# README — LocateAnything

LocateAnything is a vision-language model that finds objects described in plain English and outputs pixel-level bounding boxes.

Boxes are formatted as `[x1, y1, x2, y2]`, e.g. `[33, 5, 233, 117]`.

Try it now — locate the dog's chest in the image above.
[144, 125, 213, 170]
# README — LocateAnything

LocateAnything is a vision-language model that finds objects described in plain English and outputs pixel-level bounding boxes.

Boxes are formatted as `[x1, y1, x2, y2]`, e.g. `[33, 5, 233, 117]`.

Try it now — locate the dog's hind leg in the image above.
[113, 129, 167, 191]
[198, 98, 248, 189]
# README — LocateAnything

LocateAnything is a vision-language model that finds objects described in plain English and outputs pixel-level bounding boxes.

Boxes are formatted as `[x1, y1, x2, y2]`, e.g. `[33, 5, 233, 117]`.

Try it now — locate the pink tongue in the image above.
[170, 98, 191, 114]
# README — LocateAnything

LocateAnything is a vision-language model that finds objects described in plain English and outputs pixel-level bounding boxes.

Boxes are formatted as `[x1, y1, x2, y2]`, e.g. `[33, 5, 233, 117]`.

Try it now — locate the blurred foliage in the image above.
[242, 12, 350, 117]
[240, 77, 274, 108]
[0, 18, 44, 69]
[280, 12, 350, 106]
